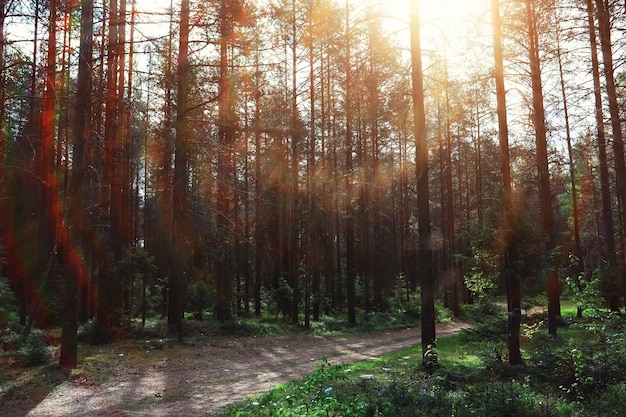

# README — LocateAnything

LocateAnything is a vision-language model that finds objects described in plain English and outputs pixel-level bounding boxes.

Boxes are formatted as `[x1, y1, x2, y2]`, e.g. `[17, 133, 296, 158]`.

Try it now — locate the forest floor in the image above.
[1, 321, 469, 417]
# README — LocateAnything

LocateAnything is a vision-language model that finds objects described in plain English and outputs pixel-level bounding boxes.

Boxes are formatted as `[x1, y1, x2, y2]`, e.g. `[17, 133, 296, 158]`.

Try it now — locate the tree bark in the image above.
[410, 0, 435, 365]
[344, 0, 356, 326]
[170, 0, 190, 340]
[492, 0, 521, 365]
[526, 0, 559, 337]
[586, 0, 616, 314]
[61, 0, 93, 368]
[595, 0, 625, 311]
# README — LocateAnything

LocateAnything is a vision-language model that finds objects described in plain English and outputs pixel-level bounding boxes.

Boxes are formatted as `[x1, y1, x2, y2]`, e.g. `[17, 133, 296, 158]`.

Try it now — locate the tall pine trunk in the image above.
[526, 0, 559, 337]
[61, 0, 93, 368]
[595, 0, 625, 311]
[492, 0, 521, 364]
[170, 0, 190, 340]
[344, 0, 356, 326]
[410, 0, 435, 365]
[586, 0, 616, 311]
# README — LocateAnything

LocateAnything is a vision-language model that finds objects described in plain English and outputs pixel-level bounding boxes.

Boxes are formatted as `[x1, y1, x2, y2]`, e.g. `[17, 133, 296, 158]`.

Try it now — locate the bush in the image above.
[218, 319, 280, 337]
[525, 333, 573, 387]
[459, 308, 507, 345]
[17, 330, 53, 366]
[457, 379, 543, 417]
[461, 299, 505, 323]
[435, 301, 454, 323]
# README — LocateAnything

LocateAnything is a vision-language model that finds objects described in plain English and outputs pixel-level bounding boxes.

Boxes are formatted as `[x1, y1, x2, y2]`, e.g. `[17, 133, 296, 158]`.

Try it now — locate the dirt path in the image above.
[16, 322, 469, 417]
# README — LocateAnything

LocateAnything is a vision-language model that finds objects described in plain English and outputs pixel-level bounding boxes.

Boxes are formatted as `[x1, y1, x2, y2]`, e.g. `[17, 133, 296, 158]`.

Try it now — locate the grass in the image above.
[218, 310, 626, 417]
[218, 333, 487, 417]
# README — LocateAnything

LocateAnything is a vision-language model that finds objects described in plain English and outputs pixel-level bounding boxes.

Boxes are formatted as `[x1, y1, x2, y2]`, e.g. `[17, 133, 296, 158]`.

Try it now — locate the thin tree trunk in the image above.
[0, 0, 7, 168]
[344, 0, 356, 326]
[555, 16, 584, 317]
[290, 0, 300, 324]
[215, 0, 233, 321]
[40, 0, 58, 288]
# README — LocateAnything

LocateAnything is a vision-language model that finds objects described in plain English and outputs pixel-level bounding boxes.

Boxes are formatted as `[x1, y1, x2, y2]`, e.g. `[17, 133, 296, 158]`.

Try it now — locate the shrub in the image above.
[525, 333, 573, 387]
[17, 329, 53, 366]
[435, 301, 454, 323]
[459, 306, 507, 345]
[0, 273, 17, 331]
[457, 379, 542, 417]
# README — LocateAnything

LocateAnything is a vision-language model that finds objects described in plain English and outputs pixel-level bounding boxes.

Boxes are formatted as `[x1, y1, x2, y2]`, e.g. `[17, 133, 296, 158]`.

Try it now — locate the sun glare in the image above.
[349, 0, 491, 64]
[350, 0, 489, 23]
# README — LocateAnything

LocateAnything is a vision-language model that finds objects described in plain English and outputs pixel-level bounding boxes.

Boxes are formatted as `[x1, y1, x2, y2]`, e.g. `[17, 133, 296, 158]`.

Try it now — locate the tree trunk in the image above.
[170, 0, 190, 341]
[215, 0, 234, 321]
[344, 0, 356, 326]
[595, 0, 625, 311]
[555, 15, 584, 317]
[526, 0, 559, 337]
[410, 0, 435, 365]
[61, 0, 93, 368]
[97, 0, 122, 342]
[492, 0, 521, 365]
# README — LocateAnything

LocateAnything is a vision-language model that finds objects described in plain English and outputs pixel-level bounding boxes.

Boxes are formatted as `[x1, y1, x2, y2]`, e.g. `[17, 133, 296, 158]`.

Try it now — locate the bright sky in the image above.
[348, 0, 492, 79]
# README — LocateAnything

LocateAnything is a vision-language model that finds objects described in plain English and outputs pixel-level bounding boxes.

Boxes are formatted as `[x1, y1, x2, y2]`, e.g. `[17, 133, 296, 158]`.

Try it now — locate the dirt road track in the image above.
[19, 322, 469, 417]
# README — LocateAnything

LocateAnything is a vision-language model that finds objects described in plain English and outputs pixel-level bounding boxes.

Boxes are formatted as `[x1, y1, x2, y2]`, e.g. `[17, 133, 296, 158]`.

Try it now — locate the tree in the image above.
[526, 0, 559, 337]
[492, 0, 521, 365]
[554, 5, 583, 317]
[595, 0, 625, 311]
[169, 0, 190, 340]
[585, 0, 617, 311]
[410, 0, 435, 364]
[344, 0, 356, 326]
[60, 0, 93, 368]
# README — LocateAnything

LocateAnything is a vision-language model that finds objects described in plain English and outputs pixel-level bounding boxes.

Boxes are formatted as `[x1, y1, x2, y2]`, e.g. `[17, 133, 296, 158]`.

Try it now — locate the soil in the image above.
[1, 322, 469, 417]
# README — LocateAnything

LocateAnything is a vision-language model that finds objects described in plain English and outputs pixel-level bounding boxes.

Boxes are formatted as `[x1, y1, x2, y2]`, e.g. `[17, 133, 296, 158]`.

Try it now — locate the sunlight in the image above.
[350, 0, 488, 23]
[417, 0, 488, 21]
[349, 0, 490, 54]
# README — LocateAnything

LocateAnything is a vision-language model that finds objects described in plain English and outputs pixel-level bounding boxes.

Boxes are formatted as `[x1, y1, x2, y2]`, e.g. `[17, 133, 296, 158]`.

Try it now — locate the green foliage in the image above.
[565, 271, 605, 319]
[186, 269, 214, 320]
[458, 378, 544, 417]
[0, 251, 21, 351]
[219, 338, 547, 417]
[0, 275, 16, 330]
[459, 300, 507, 344]
[261, 276, 293, 318]
[463, 253, 498, 297]
[455, 241, 499, 299]
[220, 357, 456, 417]
[458, 300, 508, 370]
[435, 302, 453, 323]
[525, 333, 573, 387]
[522, 314, 626, 414]
[16, 329, 53, 366]
[218, 319, 281, 337]
[461, 299, 505, 323]
[219, 311, 626, 417]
